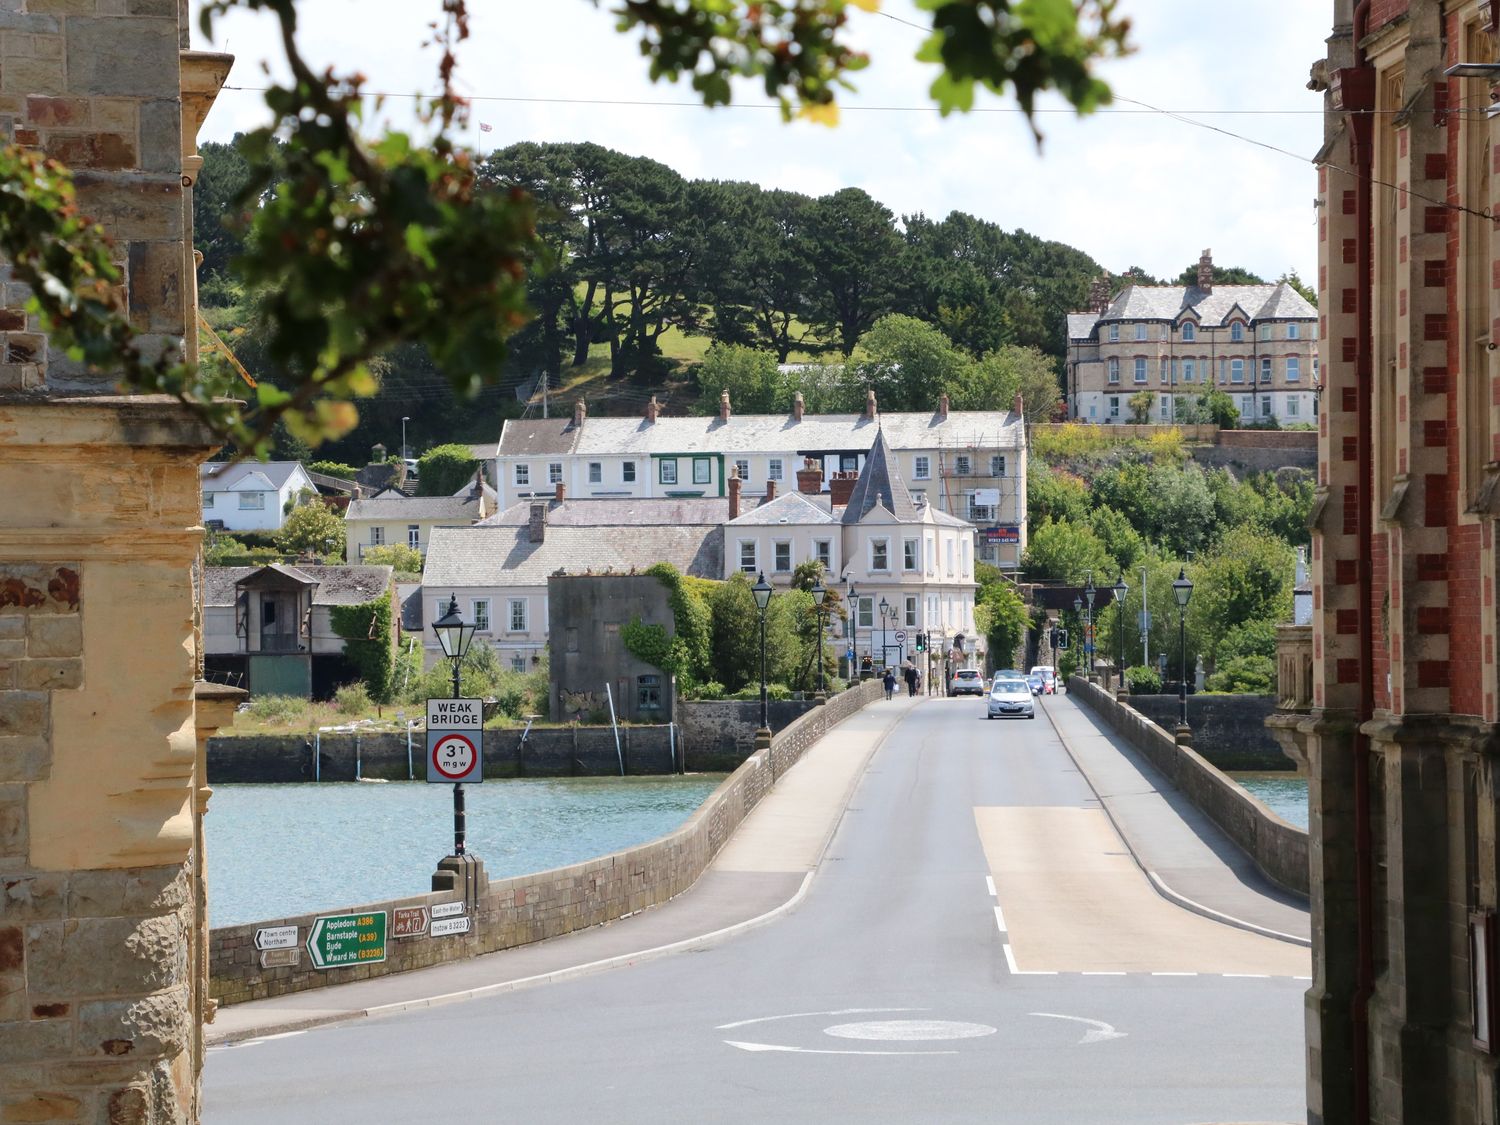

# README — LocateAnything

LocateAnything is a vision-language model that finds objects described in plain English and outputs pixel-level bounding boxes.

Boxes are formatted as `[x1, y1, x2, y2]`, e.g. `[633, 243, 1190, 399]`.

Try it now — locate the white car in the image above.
[988, 674, 1036, 719]
[949, 668, 986, 697]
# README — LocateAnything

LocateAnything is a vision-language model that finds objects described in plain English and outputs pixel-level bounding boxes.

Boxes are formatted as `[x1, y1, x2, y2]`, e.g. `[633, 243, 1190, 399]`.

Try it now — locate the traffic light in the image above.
[914, 632, 927, 653]
[1056, 628, 1070, 650]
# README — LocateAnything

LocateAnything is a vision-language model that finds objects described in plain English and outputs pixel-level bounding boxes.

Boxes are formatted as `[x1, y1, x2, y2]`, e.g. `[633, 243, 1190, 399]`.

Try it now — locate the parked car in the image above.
[988, 674, 1036, 719]
[949, 668, 986, 697]
[1026, 672, 1045, 696]
[1029, 666, 1057, 694]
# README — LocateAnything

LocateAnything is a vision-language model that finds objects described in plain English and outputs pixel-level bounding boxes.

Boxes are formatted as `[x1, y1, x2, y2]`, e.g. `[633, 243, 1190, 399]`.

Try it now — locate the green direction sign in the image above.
[306, 911, 387, 970]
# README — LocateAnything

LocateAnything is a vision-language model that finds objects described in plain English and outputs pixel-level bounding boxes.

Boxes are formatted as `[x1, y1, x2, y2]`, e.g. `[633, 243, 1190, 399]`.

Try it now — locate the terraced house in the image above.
[1066, 251, 1320, 426]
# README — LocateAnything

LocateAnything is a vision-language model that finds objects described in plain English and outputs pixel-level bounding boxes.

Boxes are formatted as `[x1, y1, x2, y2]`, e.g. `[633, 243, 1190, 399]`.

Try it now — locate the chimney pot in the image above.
[645, 395, 659, 423]
[764, 479, 777, 502]
[865, 389, 878, 420]
[720, 390, 731, 422]
[555, 482, 565, 501]
[1087, 276, 1111, 314]
[796, 458, 824, 496]
[728, 475, 742, 520]
[792, 391, 804, 422]
[829, 471, 858, 508]
[938, 393, 950, 421]
[1197, 248, 1214, 293]
[528, 502, 547, 544]
[573, 399, 586, 427]
[1013, 392, 1025, 417]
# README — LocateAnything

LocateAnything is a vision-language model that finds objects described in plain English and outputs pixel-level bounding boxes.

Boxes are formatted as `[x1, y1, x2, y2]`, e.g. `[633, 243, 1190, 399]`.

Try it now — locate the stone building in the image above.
[1280, 1, 1500, 1120]
[0, 5, 234, 1123]
[1065, 253, 1320, 426]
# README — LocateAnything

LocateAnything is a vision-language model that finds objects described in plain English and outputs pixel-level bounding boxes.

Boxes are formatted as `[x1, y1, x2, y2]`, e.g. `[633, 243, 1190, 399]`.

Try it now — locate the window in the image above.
[857, 597, 873, 629]
[990, 455, 1006, 477]
[1287, 397, 1300, 418]
[370, 526, 384, 546]
[904, 596, 918, 628]
[1258, 323, 1272, 341]
[547, 462, 563, 484]
[814, 540, 831, 568]
[512, 654, 527, 674]
[508, 599, 527, 632]
[1108, 396, 1120, 418]
[1230, 321, 1244, 342]
[1134, 358, 1147, 384]
[514, 464, 530, 486]
[1183, 359, 1196, 383]
[1287, 322, 1300, 340]
[408, 525, 420, 550]
[1108, 323, 1119, 342]
[738, 541, 757, 573]
[1230, 358, 1245, 384]
[637, 674, 663, 711]
[1181, 322, 1196, 342]
[734, 459, 750, 481]
[954, 455, 971, 476]
[202, 491, 214, 508]
[588, 462, 602, 484]
[1261, 396, 1272, 417]
[1159, 324, 1169, 341]
[903, 538, 918, 571]
[659, 460, 678, 485]
[1260, 357, 1273, 384]
[236, 492, 264, 511]
[773, 541, 791, 573]
[841, 454, 859, 473]
[1160, 359, 1170, 385]
[472, 599, 490, 631]
[946, 540, 955, 576]
[1134, 322, 1147, 341]
[1107, 358, 1120, 384]
[1286, 356, 1301, 382]
[871, 539, 889, 571]
[913, 455, 931, 480]
[966, 491, 995, 523]
[692, 458, 712, 485]
[912, 490, 926, 506]
[622, 461, 637, 483]
[767, 459, 783, 482]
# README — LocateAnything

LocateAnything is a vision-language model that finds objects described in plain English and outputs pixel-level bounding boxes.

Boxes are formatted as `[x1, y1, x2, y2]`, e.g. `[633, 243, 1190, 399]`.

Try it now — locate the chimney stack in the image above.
[829, 470, 858, 508]
[528, 502, 547, 544]
[645, 395, 659, 423]
[728, 475, 742, 520]
[1197, 248, 1213, 293]
[792, 391, 804, 422]
[1087, 276, 1111, 313]
[1013, 392, 1025, 417]
[719, 390, 731, 422]
[554, 481, 565, 502]
[796, 457, 824, 496]
[572, 399, 587, 427]
[764, 479, 777, 502]
[938, 393, 950, 421]
[352, 484, 363, 500]
[864, 389, 878, 420]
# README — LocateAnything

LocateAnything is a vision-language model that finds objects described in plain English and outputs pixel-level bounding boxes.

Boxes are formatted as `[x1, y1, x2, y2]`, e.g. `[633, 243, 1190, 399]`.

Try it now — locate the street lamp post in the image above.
[752, 572, 773, 748]
[1112, 572, 1129, 699]
[1072, 595, 1083, 687]
[810, 576, 828, 700]
[401, 415, 410, 463]
[431, 595, 477, 856]
[1083, 573, 1097, 684]
[878, 596, 891, 671]
[1172, 567, 1194, 745]
[844, 579, 861, 677]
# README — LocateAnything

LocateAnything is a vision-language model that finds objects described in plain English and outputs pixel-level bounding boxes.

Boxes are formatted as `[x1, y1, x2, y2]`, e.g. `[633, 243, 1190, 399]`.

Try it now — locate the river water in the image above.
[1228, 772, 1309, 830]
[206, 775, 725, 928]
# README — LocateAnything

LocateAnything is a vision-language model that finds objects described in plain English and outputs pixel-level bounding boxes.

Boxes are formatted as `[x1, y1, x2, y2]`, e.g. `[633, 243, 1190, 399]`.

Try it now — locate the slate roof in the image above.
[422, 524, 723, 588]
[726, 491, 836, 527]
[1067, 313, 1100, 341]
[1097, 282, 1316, 326]
[200, 461, 307, 491]
[398, 582, 424, 632]
[345, 489, 485, 523]
[496, 408, 1023, 459]
[478, 497, 733, 528]
[842, 430, 918, 525]
[203, 565, 393, 607]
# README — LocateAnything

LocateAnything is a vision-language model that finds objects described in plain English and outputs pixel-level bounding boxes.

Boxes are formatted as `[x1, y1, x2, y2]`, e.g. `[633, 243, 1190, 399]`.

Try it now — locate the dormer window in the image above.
[1181, 323, 1195, 342]
[1230, 322, 1244, 342]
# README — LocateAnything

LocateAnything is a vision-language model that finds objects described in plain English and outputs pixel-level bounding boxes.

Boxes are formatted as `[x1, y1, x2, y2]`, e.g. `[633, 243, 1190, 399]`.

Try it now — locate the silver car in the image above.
[987, 674, 1036, 719]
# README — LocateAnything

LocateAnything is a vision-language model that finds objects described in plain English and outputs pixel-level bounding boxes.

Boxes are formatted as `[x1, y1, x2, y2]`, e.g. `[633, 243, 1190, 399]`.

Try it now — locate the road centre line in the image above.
[986, 875, 996, 898]
[993, 905, 1007, 933]
[1082, 971, 1126, 976]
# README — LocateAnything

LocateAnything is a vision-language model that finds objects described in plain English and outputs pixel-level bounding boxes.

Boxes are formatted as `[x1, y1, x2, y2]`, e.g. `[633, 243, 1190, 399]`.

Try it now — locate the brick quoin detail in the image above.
[1425, 259, 1447, 287]
[1337, 559, 1359, 586]
[1344, 238, 1358, 264]
[1337, 609, 1361, 634]
[1417, 606, 1451, 634]
[1338, 658, 1360, 684]
[1343, 189, 1358, 215]
[1425, 366, 1449, 394]
[1425, 473, 1450, 527]
[1424, 419, 1449, 447]
[1424, 152, 1448, 179]
[1417, 552, 1450, 581]
[1343, 386, 1359, 412]
[1425, 314, 1449, 341]
[1418, 660, 1451, 689]
[1343, 338, 1358, 363]
[1343, 436, 1359, 462]
[1425, 206, 1449, 234]
[1343, 289, 1358, 315]
[1344, 486, 1360, 535]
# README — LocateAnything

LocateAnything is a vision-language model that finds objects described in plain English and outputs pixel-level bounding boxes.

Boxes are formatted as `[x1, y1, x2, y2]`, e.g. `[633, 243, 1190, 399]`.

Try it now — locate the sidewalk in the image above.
[1043, 690, 1310, 945]
[207, 694, 923, 1046]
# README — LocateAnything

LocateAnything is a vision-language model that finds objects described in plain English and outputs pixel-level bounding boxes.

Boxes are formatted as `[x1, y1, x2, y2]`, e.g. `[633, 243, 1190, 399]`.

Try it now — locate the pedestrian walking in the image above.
[883, 668, 896, 700]
[904, 664, 917, 697]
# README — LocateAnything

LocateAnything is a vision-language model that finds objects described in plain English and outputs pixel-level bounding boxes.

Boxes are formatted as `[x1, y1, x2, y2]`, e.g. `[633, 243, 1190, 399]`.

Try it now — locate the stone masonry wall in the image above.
[208, 679, 885, 1012]
[1125, 693, 1290, 771]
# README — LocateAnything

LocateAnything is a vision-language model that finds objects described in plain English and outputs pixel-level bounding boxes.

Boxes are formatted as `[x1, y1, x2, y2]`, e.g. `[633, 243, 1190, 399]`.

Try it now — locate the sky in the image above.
[192, 1, 1329, 286]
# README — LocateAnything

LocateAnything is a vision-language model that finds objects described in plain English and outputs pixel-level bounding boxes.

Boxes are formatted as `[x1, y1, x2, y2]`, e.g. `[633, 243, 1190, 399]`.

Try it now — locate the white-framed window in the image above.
[926, 534, 936, 575]
[1108, 323, 1119, 342]
[472, 599, 491, 632]
[1260, 357, 1273, 384]
[738, 540, 757, 573]
[202, 491, 215, 508]
[990, 455, 1006, 477]
[1230, 322, 1244, 342]
[370, 527, 384, 546]
[660, 460, 678, 485]
[238, 492, 265, 510]
[622, 461, 637, 483]
[1089, 403, 1098, 418]
[773, 541, 792, 572]
[871, 538, 890, 571]
[946, 539, 955, 576]
[1261, 396, 1272, 417]
[857, 597, 873, 629]
[1258, 323, 1272, 341]
[508, 599, 527, 632]
[588, 462, 602, 484]
[735, 459, 750, 480]
[1107, 358, 1120, 384]
[547, 462, 563, 484]
[1240, 395, 1253, 417]
[1134, 322, 1146, 341]
[1181, 322, 1196, 341]
[954, 455, 971, 476]
[1287, 397, 1300, 417]
[966, 491, 995, 523]
[692, 458, 712, 485]
[1219, 357, 1229, 383]
[1160, 359, 1169, 385]
[514, 464, 530, 486]
[1230, 359, 1245, 384]
[1287, 322, 1300, 340]
[903, 538, 918, 571]
[1183, 359, 1196, 383]
[1286, 357, 1301, 381]
[408, 525, 420, 550]
[512, 654, 527, 674]
[904, 595, 918, 628]
[913, 455, 931, 480]
[912, 489, 926, 506]
[1159, 323, 1169, 341]
[767, 458, 783, 482]
[1134, 358, 1147, 384]
[814, 539, 831, 568]
[1108, 396, 1120, 418]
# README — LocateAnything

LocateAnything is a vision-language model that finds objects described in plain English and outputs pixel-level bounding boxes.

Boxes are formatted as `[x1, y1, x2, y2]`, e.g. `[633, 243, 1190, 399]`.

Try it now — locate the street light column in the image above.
[431, 595, 477, 867]
[752, 573, 773, 749]
[1084, 573, 1097, 684]
[1172, 567, 1194, 746]
[811, 576, 828, 702]
[1112, 573, 1129, 700]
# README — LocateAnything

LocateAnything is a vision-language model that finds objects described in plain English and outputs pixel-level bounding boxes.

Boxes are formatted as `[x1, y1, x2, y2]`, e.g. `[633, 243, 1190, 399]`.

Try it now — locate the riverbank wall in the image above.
[208, 679, 884, 1013]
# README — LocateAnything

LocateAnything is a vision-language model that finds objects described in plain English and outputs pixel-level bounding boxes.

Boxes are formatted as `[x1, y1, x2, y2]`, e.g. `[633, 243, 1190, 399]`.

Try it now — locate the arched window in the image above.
[1181, 323, 1196, 341]
[1230, 321, 1244, 342]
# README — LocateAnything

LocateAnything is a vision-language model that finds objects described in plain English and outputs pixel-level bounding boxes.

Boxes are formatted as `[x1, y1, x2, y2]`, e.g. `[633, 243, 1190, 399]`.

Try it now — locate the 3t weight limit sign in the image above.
[427, 731, 482, 783]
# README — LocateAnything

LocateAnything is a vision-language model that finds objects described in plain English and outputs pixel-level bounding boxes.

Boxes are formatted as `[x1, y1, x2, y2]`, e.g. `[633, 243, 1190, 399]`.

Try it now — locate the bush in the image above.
[416, 443, 481, 497]
[1125, 665, 1162, 694]
[334, 682, 372, 714]
[1205, 654, 1276, 694]
[307, 460, 360, 480]
[362, 543, 423, 577]
[274, 502, 346, 560]
[245, 694, 308, 724]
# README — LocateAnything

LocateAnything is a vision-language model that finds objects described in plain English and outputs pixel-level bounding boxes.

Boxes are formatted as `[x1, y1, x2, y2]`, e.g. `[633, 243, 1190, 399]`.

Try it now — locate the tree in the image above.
[1021, 518, 1114, 583]
[857, 314, 970, 412]
[1144, 463, 1216, 558]
[709, 572, 761, 691]
[1277, 269, 1318, 307]
[1027, 465, 1090, 524]
[977, 581, 1029, 670]
[1089, 506, 1144, 571]
[1176, 387, 1240, 427]
[1173, 262, 1265, 286]
[1187, 526, 1295, 663]
[803, 188, 905, 356]
[694, 344, 784, 414]
[1127, 390, 1154, 424]
[417, 444, 481, 497]
[954, 345, 1062, 420]
[274, 503, 345, 560]
[362, 543, 423, 577]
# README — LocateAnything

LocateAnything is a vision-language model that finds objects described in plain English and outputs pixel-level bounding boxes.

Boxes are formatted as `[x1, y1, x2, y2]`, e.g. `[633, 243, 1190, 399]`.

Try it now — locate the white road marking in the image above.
[823, 1020, 997, 1042]
[993, 904, 1008, 933]
[725, 1040, 957, 1056]
[1003, 943, 1057, 976]
[1029, 1012, 1127, 1045]
[211, 1029, 307, 1051]
[986, 875, 997, 898]
[1294, 976, 1312, 981]
[1082, 971, 1126, 976]
[1151, 972, 1198, 977]
[716, 1007, 924, 1031]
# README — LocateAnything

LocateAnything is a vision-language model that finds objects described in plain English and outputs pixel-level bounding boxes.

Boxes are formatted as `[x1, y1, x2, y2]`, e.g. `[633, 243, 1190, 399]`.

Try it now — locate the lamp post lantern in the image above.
[1172, 567, 1194, 743]
[878, 596, 891, 671]
[1083, 572, 1097, 683]
[1112, 572, 1129, 698]
[752, 572, 773, 747]
[431, 595, 477, 855]
[810, 576, 828, 700]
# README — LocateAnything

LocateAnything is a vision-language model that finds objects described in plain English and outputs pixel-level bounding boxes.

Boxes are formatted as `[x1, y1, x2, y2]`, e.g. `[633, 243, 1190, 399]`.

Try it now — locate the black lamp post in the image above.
[431, 595, 477, 856]
[878, 596, 891, 670]
[1112, 572, 1129, 698]
[1084, 572, 1097, 683]
[810, 576, 828, 699]
[1072, 595, 1083, 685]
[752, 572, 773, 746]
[844, 577, 861, 676]
[1172, 567, 1194, 742]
